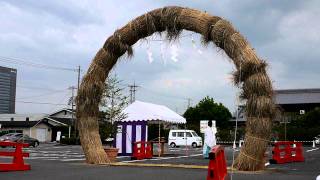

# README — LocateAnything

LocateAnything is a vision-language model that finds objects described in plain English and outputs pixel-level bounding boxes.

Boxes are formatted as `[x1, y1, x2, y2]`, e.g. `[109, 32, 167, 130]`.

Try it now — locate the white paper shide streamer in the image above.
[191, 36, 203, 54]
[146, 44, 154, 63]
[160, 42, 166, 65]
[170, 44, 179, 62]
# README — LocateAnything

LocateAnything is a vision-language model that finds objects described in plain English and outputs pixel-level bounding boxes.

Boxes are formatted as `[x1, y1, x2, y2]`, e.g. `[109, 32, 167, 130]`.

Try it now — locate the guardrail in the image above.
[0, 141, 31, 172]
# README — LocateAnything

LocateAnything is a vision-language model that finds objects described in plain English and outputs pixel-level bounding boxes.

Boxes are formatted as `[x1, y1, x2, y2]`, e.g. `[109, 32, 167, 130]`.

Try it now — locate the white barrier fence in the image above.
[217, 140, 317, 148]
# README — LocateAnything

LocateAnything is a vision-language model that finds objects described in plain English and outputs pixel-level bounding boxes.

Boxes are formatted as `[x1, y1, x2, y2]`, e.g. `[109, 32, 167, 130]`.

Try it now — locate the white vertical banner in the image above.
[136, 125, 141, 142]
[116, 125, 122, 153]
[145, 125, 148, 141]
[126, 125, 132, 153]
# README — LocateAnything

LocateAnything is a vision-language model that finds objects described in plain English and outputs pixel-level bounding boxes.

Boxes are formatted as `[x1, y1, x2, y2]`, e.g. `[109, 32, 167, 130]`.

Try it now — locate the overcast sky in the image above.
[0, 0, 319, 114]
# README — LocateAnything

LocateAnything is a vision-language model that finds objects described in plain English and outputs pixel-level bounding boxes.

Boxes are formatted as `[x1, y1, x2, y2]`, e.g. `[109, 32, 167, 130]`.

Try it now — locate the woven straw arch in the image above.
[76, 6, 275, 171]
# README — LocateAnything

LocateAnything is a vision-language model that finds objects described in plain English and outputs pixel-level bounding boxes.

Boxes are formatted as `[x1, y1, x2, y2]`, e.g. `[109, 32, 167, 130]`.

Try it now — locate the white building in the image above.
[0, 109, 75, 142]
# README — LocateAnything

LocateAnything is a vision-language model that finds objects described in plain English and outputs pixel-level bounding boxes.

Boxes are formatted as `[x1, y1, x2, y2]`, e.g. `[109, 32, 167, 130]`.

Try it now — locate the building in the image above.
[0, 108, 74, 142]
[0, 114, 53, 142]
[230, 88, 320, 123]
[0, 66, 17, 114]
[274, 88, 320, 114]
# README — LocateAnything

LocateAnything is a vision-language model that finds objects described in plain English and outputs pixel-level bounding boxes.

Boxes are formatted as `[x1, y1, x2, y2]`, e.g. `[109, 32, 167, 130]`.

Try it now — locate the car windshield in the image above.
[1, 133, 15, 138]
[192, 132, 199, 137]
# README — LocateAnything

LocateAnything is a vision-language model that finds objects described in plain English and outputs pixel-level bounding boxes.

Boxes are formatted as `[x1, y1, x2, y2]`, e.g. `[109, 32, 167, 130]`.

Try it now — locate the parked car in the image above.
[168, 129, 202, 148]
[315, 135, 320, 144]
[0, 133, 21, 142]
[0, 133, 39, 147]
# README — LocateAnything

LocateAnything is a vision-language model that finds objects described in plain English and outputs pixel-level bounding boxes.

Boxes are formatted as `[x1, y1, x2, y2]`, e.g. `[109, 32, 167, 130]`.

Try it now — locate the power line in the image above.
[0, 98, 67, 106]
[17, 85, 71, 92]
[16, 101, 66, 106]
[17, 88, 69, 100]
[0, 56, 78, 72]
[140, 87, 189, 101]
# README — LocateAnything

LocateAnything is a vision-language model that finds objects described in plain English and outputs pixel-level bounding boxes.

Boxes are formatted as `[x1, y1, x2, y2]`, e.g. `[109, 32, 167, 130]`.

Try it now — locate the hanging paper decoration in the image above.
[160, 42, 166, 65]
[191, 36, 203, 54]
[170, 44, 179, 62]
[146, 44, 154, 63]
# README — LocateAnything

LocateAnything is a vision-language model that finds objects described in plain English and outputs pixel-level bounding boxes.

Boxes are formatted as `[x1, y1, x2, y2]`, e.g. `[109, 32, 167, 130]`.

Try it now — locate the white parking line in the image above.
[306, 148, 319, 152]
[61, 158, 86, 162]
[26, 157, 60, 159]
[116, 156, 130, 159]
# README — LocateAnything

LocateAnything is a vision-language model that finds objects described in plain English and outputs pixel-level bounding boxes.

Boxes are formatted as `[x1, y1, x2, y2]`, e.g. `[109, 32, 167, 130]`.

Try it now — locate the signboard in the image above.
[200, 120, 216, 133]
[56, 131, 61, 141]
[117, 125, 122, 133]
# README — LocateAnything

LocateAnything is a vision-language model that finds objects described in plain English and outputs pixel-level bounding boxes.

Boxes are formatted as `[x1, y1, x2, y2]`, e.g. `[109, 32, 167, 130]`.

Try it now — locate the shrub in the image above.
[60, 137, 80, 145]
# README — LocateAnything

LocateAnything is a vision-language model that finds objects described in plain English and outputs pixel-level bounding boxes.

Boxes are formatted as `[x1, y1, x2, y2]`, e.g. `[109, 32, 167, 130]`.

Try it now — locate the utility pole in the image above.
[185, 98, 192, 156]
[75, 65, 81, 138]
[187, 98, 192, 108]
[68, 86, 77, 138]
[128, 81, 139, 103]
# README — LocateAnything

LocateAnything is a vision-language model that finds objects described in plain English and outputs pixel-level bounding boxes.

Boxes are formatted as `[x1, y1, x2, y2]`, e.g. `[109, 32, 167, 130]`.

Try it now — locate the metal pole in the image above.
[71, 86, 75, 137]
[77, 66, 80, 92]
[75, 66, 80, 138]
[284, 119, 287, 141]
[185, 124, 188, 156]
[158, 121, 161, 157]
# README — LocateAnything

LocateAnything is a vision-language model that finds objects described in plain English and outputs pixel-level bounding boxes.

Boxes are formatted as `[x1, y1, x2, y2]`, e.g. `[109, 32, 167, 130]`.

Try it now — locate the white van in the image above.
[168, 130, 202, 148]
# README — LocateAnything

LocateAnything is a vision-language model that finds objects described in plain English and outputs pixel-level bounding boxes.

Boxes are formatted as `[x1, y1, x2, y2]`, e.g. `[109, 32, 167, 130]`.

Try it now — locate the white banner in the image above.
[200, 120, 216, 133]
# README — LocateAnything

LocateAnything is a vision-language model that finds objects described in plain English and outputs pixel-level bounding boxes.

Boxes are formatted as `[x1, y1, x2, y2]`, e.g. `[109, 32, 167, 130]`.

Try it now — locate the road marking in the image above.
[27, 157, 60, 159]
[61, 158, 86, 162]
[116, 156, 130, 159]
[110, 162, 237, 171]
[265, 162, 270, 166]
[110, 162, 209, 169]
[120, 154, 203, 163]
[121, 159, 148, 163]
[306, 148, 319, 152]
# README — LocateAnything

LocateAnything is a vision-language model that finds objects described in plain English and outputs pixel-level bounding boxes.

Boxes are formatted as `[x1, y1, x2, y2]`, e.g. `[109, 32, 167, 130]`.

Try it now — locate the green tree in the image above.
[183, 96, 232, 133]
[277, 107, 320, 141]
[99, 75, 129, 141]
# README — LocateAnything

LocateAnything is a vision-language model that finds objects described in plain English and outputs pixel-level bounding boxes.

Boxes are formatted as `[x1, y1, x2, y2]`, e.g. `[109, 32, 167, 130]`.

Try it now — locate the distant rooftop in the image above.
[274, 88, 320, 105]
[0, 113, 47, 121]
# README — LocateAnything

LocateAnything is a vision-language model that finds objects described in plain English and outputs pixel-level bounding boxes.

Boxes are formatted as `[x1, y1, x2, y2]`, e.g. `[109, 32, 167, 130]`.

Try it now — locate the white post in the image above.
[313, 140, 316, 148]
[68, 126, 71, 138]
[233, 141, 236, 149]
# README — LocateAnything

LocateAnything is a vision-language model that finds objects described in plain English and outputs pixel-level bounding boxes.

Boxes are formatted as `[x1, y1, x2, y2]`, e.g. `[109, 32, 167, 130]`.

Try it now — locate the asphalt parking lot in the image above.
[0, 143, 319, 180]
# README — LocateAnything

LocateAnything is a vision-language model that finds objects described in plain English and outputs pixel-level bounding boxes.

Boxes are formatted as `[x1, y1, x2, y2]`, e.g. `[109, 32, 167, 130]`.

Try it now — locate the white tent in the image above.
[121, 101, 186, 124]
[115, 101, 186, 155]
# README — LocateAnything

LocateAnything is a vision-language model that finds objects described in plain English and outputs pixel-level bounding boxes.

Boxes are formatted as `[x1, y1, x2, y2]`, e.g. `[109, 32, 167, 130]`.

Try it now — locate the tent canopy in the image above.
[120, 101, 186, 124]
